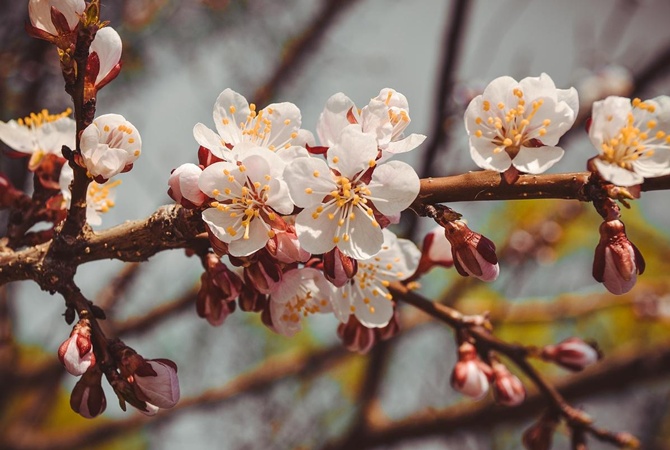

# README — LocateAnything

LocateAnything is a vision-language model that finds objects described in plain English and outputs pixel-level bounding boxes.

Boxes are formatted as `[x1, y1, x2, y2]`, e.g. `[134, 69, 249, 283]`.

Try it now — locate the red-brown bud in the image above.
[196, 254, 241, 326]
[541, 337, 601, 371]
[323, 247, 358, 287]
[58, 318, 95, 376]
[522, 415, 557, 450]
[491, 362, 525, 407]
[593, 220, 645, 295]
[337, 312, 400, 354]
[444, 221, 499, 282]
[70, 366, 107, 419]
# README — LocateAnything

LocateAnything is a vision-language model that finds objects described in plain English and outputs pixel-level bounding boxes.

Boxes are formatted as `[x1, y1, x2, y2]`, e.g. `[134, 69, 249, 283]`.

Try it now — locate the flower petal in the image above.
[513, 145, 564, 174]
[328, 125, 378, 178]
[367, 161, 420, 215]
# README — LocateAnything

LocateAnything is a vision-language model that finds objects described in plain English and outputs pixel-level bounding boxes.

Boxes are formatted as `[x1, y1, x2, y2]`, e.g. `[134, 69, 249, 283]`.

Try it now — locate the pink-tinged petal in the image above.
[29, 0, 85, 34]
[393, 233, 422, 277]
[193, 123, 227, 158]
[328, 125, 378, 178]
[513, 145, 564, 174]
[367, 161, 420, 216]
[426, 227, 453, 265]
[134, 361, 180, 409]
[212, 89, 249, 145]
[284, 157, 334, 207]
[175, 164, 205, 205]
[90, 27, 122, 86]
[592, 158, 643, 186]
[469, 141, 513, 172]
[295, 206, 339, 255]
[353, 294, 394, 328]
[317, 93, 356, 146]
[265, 178, 293, 215]
[383, 133, 426, 155]
[337, 215, 384, 260]
[228, 218, 271, 257]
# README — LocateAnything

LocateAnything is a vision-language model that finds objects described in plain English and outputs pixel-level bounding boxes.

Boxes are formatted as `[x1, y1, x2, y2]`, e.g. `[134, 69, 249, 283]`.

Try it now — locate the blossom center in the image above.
[599, 99, 670, 169]
[226, 103, 296, 150]
[278, 287, 329, 325]
[210, 165, 274, 240]
[18, 108, 72, 129]
[473, 89, 549, 156]
[88, 179, 120, 213]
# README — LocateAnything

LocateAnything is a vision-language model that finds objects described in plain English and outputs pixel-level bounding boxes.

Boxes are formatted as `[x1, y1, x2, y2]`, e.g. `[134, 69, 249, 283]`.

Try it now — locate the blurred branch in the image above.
[95, 263, 141, 311]
[251, 0, 362, 106]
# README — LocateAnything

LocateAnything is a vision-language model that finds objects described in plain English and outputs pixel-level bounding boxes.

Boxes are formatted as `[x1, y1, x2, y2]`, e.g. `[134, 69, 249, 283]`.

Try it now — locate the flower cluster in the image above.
[171, 88, 432, 336]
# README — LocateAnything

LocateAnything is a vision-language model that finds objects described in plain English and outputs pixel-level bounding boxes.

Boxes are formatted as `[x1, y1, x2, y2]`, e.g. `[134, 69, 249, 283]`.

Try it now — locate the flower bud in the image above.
[168, 163, 206, 208]
[450, 342, 492, 400]
[58, 319, 96, 376]
[491, 362, 525, 407]
[85, 27, 123, 98]
[196, 255, 241, 326]
[522, 415, 557, 450]
[323, 247, 358, 287]
[267, 225, 310, 264]
[238, 284, 268, 313]
[243, 256, 282, 294]
[337, 311, 401, 354]
[593, 220, 645, 295]
[28, 0, 85, 38]
[70, 366, 106, 419]
[541, 337, 601, 371]
[412, 226, 454, 279]
[444, 221, 499, 282]
[132, 358, 180, 409]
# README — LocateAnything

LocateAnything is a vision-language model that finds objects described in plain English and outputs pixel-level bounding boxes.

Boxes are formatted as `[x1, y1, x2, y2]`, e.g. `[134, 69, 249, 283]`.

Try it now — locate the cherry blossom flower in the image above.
[193, 88, 313, 159]
[589, 96, 670, 186]
[28, 0, 85, 37]
[316, 88, 426, 158]
[330, 229, 420, 328]
[0, 108, 74, 170]
[198, 146, 293, 257]
[59, 164, 119, 226]
[79, 114, 141, 181]
[465, 73, 578, 174]
[285, 125, 420, 260]
[268, 268, 333, 337]
[86, 27, 123, 94]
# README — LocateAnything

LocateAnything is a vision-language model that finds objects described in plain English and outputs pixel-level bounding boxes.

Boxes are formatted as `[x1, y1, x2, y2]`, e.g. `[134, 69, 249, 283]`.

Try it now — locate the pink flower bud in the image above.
[541, 337, 601, 371]
[336, 312, 400, 354]
[86, 27, 123, 93]
[133, 359, 180, 409]
[58, 319, 96, 376]
[323, 247, 358, 287]
[593, 220, 645, 295]
[266, 224, 310, 264]
[522, 416, 557, 450]
[243, 256, 282, 294]
[28, 0, 85, 37]
[168, 163, 206, 208]
[196, 255, 241, 326]
[491, 363, 525, 407]
[412, 226, 454, 279]
[444, 221, 499, 282]
[70, 367, 106, 419]
[450, 342, 492, 400]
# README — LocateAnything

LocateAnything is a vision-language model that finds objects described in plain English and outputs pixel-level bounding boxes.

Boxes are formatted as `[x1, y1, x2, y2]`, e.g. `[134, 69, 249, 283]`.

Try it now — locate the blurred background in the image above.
[2, 0, 670, 448]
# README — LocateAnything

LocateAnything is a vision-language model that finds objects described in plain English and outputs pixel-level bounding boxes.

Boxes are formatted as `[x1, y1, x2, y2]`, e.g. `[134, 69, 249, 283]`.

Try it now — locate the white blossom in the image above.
[0, 108, 74, 170]
[29, 0, 85, 36]
[79, 114, 141, 181]
[198, 145, 293, 257]
[589, 96, 670, 186]
[465, 73, 578, 174]
[59, 164, 118, 226]
[330, 229, 420, 328]
[285, 125, 420, 260]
